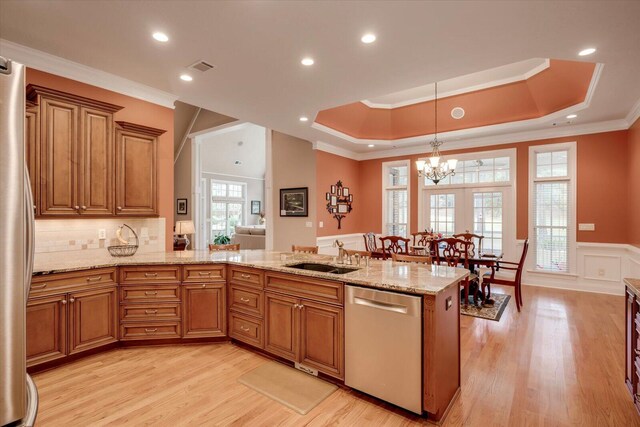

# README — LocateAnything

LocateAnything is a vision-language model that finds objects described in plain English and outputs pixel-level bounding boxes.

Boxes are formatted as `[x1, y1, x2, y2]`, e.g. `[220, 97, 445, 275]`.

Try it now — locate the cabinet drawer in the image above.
[265, 272, 343, 305]
[120, 303, 181, 321]
[119, 266, 180, 284]
[120, 285, 181, 303]
[30, 268, 116, 297]
[183, 264, 225, 283]
[120, 322, 181, 340]
[229, 312, 263, 349]
[229, 266, 263, 288]
[229, 284, 264, 317]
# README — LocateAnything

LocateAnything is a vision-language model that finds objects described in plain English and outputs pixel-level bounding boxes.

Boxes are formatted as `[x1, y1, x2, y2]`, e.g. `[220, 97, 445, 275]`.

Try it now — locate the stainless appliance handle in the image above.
[23, 374, 39, 427]
[24, 167, 35, 299]
[353, 296, 409, 314]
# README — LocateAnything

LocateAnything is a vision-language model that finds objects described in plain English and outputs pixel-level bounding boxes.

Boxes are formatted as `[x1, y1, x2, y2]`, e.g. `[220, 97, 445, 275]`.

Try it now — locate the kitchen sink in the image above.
[286, 263, 359, 275]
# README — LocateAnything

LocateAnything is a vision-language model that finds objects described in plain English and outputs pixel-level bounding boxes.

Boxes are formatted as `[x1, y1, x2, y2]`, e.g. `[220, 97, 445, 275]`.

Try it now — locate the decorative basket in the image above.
[107, 224, 139, 257]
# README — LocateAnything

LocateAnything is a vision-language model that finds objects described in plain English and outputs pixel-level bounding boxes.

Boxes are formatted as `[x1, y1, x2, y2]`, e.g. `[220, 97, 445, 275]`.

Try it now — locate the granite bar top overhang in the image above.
[624, 278, 640, 297]
[33, 250, 469, 296]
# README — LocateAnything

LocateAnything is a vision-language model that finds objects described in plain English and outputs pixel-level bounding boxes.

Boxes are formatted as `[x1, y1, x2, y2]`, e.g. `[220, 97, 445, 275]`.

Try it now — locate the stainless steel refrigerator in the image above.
[1, 56, 38, 426]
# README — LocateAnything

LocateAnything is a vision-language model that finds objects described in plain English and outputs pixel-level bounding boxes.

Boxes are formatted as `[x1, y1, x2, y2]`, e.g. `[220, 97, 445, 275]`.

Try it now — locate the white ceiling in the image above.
[199, 123, 266, 179]
[1, 1, 639, 154]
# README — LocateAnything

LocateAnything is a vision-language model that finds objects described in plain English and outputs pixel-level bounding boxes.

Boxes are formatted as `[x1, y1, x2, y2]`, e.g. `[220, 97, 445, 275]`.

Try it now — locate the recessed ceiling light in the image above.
[361, 33, 376, 44]
[368, 144, 375, 148]
[301, 57, 314, 66]
[578, 48, 596, 56]
[566, 114, 577, 119]
[180, 74, 193, 82]
[299, 116, 309, 122]
[152, 32, 169, 42]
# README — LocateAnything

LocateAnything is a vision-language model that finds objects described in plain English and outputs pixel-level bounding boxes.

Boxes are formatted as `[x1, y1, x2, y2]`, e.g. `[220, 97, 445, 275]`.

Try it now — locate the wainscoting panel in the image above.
[316, 233, 367, 256]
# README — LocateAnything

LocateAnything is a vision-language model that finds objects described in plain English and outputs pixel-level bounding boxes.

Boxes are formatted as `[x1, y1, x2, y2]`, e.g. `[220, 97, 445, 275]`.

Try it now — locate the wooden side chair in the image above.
[291, 245, 318, 254]
[209, 243, 240, 251]
[344, 249, 372, 258]
[482, 239, 529, 312]
[391, 253, 432, 265]
[379, 236, 410, 258]
[362, 233, 386, 258]
[411, 231, 436, 256]
[452, 231, 484, 257]
[432, 237, 477, 306]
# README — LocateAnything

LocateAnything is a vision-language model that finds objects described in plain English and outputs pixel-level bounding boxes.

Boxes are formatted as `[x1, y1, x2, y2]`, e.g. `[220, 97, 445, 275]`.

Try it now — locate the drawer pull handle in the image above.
[69, 297, 75, 303]
[201, 284, 207, 289]
[240, 274, 251, 279]
[32, 283, 47, 290]
[240, 297, 250, 303]
[144, 291, 158, 296]
[60, 299, 67, 305]
[198, 271, 212, 276]
[145, 310, 158, 315]
[86, 276, 102, 282]
[240, 325, 250, 332]
[145, 328, 158, 333]
[144, 273, 158, 277]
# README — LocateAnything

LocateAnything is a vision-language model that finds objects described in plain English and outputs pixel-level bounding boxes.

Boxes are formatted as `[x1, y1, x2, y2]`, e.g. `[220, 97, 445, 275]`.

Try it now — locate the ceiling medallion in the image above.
[415, 82, 458, 184]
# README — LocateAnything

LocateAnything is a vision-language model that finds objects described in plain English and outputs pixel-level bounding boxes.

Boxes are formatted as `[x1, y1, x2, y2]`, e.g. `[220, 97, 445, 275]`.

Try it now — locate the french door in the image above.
[423, 186, 515, 259]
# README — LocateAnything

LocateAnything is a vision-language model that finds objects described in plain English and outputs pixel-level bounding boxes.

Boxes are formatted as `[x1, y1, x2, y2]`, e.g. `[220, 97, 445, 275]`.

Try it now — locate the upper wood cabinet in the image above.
[115, 121, 165, 216]
[25, 102, 39, 215]
[27, 85, 123, 217]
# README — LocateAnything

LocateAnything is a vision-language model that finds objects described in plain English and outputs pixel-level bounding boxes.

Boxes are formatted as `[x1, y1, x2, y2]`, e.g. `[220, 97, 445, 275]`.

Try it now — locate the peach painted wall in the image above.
[629, 118, 640, 246]
[26, 69, 175, 250]
[355, 130, 629, 243]
[316, 151, 364, 236]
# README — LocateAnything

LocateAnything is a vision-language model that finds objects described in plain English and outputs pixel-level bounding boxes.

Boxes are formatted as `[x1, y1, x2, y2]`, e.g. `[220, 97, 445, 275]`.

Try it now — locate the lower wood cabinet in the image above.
[626, 288, 637, 397]
[182, 283, 226, 338]
[27, 285, 118, 367]
[229, 311, 264, 349]
[264, 291, 344, 379]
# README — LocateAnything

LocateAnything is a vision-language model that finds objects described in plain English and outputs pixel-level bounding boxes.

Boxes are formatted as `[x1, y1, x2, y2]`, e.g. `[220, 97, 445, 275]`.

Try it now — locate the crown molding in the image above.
[1, 39, 178, 109]
[361, 59, 550, 109]
[115, 121, 166, 137]
[313, 118, 628, 161]
[27, 84, 124, 113]
[626, 96, 640, 127]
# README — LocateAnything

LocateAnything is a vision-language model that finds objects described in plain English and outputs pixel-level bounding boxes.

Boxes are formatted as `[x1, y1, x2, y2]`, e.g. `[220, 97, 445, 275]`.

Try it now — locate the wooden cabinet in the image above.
[26, 85, 123, 217]
[68, 286, 118, 354]
[115, 121, 165, 216]
[626, 288, 637, 397]
[26, 295, 67, 367]
[264, 289, 344, 379]
[25, 102, 39, 214]
[182, 283, 226, 338]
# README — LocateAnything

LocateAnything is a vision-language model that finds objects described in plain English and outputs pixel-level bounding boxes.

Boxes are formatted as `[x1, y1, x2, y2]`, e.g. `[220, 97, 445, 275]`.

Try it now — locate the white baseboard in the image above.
[317, 233, 367, 255]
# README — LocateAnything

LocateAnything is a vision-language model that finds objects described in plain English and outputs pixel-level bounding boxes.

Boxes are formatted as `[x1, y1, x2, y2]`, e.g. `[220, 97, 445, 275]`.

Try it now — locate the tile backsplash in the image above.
[35, 218, 166, 254]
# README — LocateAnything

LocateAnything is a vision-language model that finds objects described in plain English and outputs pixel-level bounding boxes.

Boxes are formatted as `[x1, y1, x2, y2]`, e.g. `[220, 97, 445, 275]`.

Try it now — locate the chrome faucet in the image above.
[333, 239, 345, 264]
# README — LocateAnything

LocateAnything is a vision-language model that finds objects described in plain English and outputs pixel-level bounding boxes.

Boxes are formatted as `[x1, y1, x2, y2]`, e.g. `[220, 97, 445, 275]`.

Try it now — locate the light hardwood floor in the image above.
[32, 285, 640, 426]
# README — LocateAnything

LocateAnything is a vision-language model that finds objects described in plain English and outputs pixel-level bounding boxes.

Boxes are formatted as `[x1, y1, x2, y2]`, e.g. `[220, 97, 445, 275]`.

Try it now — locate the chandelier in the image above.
[415, 82, 457, 184]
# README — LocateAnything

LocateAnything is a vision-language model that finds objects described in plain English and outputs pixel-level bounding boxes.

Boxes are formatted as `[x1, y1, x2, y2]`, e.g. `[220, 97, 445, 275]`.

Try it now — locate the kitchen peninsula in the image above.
[29, 250, 468, 423]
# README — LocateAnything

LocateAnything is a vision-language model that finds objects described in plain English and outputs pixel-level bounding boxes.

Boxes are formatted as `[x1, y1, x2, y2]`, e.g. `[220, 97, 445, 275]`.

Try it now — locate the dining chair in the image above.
[362, 233, 386, 258]
[432, 237, 478, 306]
[209, 243, 240, 251]
[291, 245, 318, 254]
[391, 253, 432, 265]
[378, 236, 410, 258]
[411, 231, 436, 256]
[344, 249, 372, 258]
[481, 239, 529, 312]
[452, 231, 484, 257]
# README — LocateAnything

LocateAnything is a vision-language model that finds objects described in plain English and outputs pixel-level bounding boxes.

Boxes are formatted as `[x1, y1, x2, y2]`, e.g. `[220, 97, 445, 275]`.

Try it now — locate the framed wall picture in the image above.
[337, 203, 349, 214]
[251, 200, 261, 215]
[176, 198, 188, 215]
[280, 187, 308, 217]
[343, 187, 350, 196]
[330, 195, 338, 206]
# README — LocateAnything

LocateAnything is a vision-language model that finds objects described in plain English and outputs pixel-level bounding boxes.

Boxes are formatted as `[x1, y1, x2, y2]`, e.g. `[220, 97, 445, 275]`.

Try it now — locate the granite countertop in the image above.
[33, 250, 469, 296]
[624, 278, 640, 297]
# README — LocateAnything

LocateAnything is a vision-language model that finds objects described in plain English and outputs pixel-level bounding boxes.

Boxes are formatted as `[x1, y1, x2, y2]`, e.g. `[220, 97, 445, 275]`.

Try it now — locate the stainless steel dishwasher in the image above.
[345, 285, 422, 414]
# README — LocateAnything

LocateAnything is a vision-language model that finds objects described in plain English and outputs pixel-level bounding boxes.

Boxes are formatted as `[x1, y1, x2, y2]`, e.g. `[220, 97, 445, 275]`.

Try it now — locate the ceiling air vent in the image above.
[188, 60, 215, 72]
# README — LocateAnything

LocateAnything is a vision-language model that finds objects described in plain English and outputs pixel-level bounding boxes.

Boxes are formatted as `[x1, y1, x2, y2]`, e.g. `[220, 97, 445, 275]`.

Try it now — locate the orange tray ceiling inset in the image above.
[314, 59, 596, 141]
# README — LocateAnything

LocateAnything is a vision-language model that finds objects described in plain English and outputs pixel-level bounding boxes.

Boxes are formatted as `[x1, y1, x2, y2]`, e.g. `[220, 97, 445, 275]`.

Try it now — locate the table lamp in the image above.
[175, 220, 195, 250]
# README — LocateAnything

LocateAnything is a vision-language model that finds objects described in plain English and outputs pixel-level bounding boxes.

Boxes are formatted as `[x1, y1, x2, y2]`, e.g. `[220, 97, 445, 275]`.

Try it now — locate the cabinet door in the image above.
[68, 286, 118, 355]
[299, 300, 344, 379]
[265, 292, 299, 361]
[25, 106, 39, 215]
[626, 289, 637, 396]
[26, 295, 68, 367]
[78, 107, 113, 215]
[183, 283, 226, 338]
[40, 97, 79, 215]
[115, 127, 158, 216]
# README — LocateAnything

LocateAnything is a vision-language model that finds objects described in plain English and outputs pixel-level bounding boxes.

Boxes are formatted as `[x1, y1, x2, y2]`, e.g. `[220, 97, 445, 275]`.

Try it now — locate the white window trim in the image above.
[210, 179, 248, 237]
[528, 141, 577, 275]
[382, 160, 410, 237]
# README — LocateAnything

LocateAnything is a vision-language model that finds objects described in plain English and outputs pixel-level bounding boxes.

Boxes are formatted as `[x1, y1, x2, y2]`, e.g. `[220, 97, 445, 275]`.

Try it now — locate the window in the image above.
[424, 155, 510, 186]
[210, 179, 246, 238]
[383, 162, 409, 236]
[473, 192, 503, 254]
[430, 193, 455, 235]
[530, 143, 576, 273]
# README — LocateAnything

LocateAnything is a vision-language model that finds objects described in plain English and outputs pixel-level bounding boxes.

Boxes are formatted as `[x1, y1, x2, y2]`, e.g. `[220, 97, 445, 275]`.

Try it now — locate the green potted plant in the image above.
[213, 233, 231, 245]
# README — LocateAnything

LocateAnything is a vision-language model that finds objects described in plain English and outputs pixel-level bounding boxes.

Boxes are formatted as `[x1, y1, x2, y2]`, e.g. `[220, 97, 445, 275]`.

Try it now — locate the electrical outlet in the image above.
[319, 221, 324, 228]
[305, 221, 313, 228]
[98, 229, 106, 240]
[598, 268, 605, 277]
[141, 227, 149, 238]
[579, 223, 595, 231]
